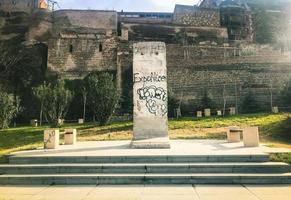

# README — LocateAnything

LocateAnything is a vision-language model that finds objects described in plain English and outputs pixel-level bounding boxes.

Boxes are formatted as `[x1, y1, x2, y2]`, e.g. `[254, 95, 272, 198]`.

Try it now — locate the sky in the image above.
[57, 0, 199, 12]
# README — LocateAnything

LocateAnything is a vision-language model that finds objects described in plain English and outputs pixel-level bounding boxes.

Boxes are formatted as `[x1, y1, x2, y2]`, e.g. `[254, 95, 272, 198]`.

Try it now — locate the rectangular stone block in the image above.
[78, 119, 84, 124]
[131, 42, 170, 149]
[64, 129, 77, 145]
[30, 119, 38, 127]
[243, 127, 260, 147]
[227, 127, 242, 143]
[204, 109, 211, 117]
[197, 111, 202, 118]
[229, 107, 236, 115]
[272, 106, 279, 113]
[217, 110, 222, 116]
[44, 129, 59, 149]
[58, 119, 64, 125]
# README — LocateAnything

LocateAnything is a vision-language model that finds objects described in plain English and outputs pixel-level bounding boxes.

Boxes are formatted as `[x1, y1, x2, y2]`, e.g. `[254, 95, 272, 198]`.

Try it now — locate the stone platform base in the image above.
[131, 137, 170, 149]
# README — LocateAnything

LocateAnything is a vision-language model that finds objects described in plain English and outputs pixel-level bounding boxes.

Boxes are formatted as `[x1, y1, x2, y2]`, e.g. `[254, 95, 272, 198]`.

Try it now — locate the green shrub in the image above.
[0, 90, 21, 129]
[84, 72, 119, 126]
[33, 79, 73, 127]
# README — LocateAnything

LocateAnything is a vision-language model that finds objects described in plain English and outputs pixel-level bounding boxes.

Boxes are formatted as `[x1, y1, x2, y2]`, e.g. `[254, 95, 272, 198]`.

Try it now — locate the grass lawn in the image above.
[0, 113, 291, 163]
[269, 153, 291, 164]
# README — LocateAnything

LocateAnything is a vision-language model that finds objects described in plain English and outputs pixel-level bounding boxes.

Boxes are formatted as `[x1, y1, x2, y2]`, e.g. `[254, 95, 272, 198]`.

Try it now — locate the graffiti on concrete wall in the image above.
[137, 85, 167, 116]
[44, 131, 56, 149]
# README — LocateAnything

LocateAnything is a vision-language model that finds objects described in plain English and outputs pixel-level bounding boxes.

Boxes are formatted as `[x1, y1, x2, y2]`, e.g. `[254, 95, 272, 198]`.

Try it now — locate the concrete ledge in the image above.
[131, 137, 171, 149]
[0, 173, 290, 185]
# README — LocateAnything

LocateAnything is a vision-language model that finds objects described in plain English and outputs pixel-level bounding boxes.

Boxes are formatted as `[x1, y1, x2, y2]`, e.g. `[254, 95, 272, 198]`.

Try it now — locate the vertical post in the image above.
[270, 81, 273, 112]
[235, 79, 238, 114]
[116, 52, 122, 92]
[223, 83, 227, 116]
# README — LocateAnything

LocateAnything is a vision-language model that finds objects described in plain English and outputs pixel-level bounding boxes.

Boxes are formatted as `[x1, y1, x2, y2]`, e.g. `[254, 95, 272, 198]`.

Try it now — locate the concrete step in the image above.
[0, 162, 289, 174]
[8, 155, 270, 164]
[0, 173, 290, 185]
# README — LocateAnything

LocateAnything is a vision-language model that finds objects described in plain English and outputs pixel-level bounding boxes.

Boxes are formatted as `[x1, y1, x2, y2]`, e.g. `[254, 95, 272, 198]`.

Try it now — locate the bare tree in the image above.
[81, 85, 87, 121]
[0, 43, 23, 82]
[269, 80, 273, 111]
[222, 83, 227, 116]
[33, 83, 47, 126]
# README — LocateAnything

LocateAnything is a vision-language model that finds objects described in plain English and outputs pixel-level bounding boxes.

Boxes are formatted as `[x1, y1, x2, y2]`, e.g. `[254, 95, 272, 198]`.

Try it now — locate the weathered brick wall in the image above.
[117, 41, 132, 90]
[173, 5, 220, 27]
[47, 36, 118, 78]
[166, 44, 291, 114]
[53, 10, 118, 34]
[118, 43, 291, 114]
[123, 23, 228, 44]
[119, 17, 172, 25]
[47, 10, 119, 78]
[0, 0, 39, 13]
[168, 63, 291, 114]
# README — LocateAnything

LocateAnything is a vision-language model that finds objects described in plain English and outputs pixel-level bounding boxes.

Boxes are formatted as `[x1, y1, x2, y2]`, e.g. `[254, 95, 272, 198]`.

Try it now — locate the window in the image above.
[69, 44, 73, 53]
[99, 43, 103, 52]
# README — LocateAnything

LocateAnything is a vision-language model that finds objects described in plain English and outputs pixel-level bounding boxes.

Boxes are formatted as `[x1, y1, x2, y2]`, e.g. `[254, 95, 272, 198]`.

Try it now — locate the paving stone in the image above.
[197, 194, 258, 200]
[244, 184, 291, 195]
[0, 185, 291, 200]
[0, 194, 33, 200]
[194, 184, 251, 195]
[257, 195, 291, 200]
[140, 195, 198, 200]
[34, 186, 96, 200]
[0, 186, 48, 195]
[142, 185, 196, 195]
[86, 185, 143, 199]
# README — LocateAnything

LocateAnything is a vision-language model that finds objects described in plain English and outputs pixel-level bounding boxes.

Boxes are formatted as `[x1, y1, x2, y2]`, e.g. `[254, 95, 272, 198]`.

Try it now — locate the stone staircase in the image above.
[0, 155, 290, 185]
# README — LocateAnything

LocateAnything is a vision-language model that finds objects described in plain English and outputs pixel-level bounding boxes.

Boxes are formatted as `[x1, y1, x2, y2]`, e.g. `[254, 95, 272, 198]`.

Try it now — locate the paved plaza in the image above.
[10, 140, 291, 157]
[0, 184, 291, 200]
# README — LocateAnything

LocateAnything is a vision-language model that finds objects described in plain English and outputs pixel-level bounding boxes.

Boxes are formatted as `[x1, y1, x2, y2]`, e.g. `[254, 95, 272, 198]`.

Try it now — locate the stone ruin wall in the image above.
[167, 62, 291, 114]
[173, 6, 220, 27]
[53, 10, 118, 32]
[5, 8, 287, 114]
[47, 36, 118, 78]
[0, 0, 41, 13]
[123, 23, 228, 44]
[166, 44, 291, 114]
[118, 43, 291, 114]
[47, 10, 119, 78]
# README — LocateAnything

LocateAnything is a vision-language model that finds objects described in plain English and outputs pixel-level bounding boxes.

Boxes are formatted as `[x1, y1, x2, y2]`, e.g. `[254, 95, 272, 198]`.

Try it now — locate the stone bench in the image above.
[44, 130, 59, 149]
[272, 106, 279, 113]
[204, 109, 211, 117]
[229, 107, 236, 115]
[30, 119, 38, 127]
[197, 111, 202, 118]
[227, 127, 243, 143]
[243, 127, 260, 147]
[78, 119, 84, 124]
[227, 126, 260, 147]
[64, 129, 77, 145]
[44, 128, 77, 149]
